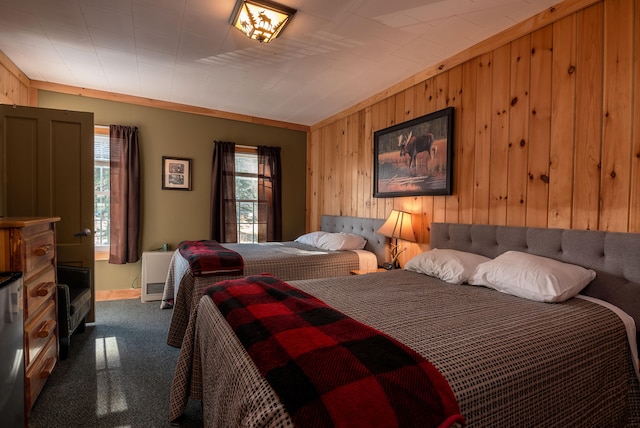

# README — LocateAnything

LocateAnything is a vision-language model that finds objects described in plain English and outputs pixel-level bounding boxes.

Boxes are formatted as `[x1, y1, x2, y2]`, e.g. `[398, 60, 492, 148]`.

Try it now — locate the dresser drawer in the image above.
[25, 334, 57, 412]
[0, 217, 60, 416]
[24, 230, 56, 280]
[24, 266, 56, 320]
[25, 299, 57, 367]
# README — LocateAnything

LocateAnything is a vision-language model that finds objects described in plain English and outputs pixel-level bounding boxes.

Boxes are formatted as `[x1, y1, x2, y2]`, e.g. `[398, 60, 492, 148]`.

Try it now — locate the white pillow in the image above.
[404, 248, 491, 284]
[294, 231, 328, 247]
[468, 251, 596, 303]
[316, 232, 367, 251]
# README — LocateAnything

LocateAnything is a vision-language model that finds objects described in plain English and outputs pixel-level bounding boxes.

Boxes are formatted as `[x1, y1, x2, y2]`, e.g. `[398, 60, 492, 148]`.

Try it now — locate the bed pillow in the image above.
[468, 251, 596, 303]
[294, 231, 328, 247]
[316, 232, 367, 251]
[404, 248, 491, 284]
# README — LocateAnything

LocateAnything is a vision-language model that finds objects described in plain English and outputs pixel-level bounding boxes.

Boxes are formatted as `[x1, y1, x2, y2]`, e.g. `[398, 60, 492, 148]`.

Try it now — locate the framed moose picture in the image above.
[373, 106, 454, 197]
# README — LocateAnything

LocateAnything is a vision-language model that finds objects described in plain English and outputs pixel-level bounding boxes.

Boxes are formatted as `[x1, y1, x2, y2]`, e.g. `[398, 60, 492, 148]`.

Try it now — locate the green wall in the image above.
[38, 91, 307, 291]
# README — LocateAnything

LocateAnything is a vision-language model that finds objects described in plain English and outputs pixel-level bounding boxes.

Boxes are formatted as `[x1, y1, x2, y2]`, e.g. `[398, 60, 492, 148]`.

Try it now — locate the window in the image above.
[235, 149, 259, 243]
[94, 126, 110, 259]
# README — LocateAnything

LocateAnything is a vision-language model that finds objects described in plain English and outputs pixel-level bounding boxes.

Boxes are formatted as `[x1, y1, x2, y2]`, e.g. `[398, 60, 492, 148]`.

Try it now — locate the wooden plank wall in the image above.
[0, 50, 32, 105]
[307, 0, 640, 265]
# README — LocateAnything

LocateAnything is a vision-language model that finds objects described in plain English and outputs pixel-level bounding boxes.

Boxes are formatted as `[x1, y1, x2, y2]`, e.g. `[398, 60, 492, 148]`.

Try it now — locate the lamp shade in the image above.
[377, 210, 416, 242]
[230, 0, 296, 43]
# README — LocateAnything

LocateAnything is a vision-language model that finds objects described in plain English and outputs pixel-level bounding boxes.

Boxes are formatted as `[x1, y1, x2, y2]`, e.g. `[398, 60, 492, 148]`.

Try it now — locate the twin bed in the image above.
[168, 220, 640, 427]
[162, 215, 387, 347]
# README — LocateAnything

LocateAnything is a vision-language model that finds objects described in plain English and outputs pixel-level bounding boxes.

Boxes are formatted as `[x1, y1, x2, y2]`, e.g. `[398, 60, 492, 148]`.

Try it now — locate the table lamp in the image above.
[377, 210, 416, 269]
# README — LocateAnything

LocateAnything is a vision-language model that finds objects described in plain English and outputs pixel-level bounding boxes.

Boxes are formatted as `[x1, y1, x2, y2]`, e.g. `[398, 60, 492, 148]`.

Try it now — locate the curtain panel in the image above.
[257, 146, 282, 242]
[109, 125, 141, 264]
[210, 141, 237, 242]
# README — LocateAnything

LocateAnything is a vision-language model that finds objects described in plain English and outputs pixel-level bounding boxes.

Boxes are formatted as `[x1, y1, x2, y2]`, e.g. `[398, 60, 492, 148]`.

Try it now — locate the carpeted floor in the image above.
[28, 298, 203, 428]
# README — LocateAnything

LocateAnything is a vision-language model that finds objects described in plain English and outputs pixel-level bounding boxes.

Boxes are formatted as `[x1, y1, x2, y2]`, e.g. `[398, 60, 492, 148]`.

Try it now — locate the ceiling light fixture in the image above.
[230, 0, 296, 43]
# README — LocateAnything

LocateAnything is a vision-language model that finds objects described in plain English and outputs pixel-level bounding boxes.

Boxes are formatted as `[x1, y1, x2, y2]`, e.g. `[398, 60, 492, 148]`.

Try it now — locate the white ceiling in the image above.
[0, 0, 558, 126]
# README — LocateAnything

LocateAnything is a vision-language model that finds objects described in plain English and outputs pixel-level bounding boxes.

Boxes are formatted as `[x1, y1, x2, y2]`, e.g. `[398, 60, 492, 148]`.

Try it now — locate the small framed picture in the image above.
[162, 156, 192, 191]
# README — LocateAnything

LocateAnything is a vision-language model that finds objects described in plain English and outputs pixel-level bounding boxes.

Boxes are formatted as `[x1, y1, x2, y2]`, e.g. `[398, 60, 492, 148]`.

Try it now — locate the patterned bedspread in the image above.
[205, 274, 463, 428]
[163, 242, 364, 348]
[169, 269, 640, 427]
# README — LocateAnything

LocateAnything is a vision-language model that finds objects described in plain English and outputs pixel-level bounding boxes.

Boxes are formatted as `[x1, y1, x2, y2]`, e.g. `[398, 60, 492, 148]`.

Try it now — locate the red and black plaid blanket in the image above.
[205, 274, 464, 428]
[178, 240, 243, 276]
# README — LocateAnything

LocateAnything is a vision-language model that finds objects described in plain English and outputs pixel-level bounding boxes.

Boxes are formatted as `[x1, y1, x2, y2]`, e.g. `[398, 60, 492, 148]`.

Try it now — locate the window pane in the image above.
[94, 128, 110, 249]
[94, 134, 110, 161]
[235, 151, 259, 243]
[236, 152, 258, 174]
[95, 165, 110, 192]
[235, 176, 257, 200]
[237, 201, 255, 223]
[238, 221, 257, 243]
[94, 194, 110, 246]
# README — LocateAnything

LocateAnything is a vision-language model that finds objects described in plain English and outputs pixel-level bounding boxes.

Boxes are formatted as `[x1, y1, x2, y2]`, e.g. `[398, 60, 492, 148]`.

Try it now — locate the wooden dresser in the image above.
[0, 217, 60, 414]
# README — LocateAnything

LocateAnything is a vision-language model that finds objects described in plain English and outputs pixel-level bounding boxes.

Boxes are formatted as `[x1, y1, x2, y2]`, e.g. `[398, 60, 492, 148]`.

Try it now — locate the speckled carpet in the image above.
[28, 298, 202, 428]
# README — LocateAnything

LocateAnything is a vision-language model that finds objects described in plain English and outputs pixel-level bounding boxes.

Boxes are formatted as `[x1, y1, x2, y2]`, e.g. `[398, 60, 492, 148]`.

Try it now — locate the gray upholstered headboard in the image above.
[430, 222, 640, 343]
[321, 215, 387, 267]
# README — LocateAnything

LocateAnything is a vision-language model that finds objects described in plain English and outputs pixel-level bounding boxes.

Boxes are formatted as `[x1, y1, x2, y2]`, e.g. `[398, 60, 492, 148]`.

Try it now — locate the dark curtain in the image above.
[109, 125, 140, 264]
[257, 146, 282, 242]
[210, 141, 237, 242]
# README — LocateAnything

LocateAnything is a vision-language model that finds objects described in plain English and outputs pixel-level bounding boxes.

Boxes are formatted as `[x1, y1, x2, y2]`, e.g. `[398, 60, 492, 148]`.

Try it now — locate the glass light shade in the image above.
[230, 0, 296, 43]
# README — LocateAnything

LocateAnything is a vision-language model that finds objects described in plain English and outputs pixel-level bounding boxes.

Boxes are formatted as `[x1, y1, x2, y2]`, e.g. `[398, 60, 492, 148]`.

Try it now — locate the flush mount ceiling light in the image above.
[230, 0, 296, 43]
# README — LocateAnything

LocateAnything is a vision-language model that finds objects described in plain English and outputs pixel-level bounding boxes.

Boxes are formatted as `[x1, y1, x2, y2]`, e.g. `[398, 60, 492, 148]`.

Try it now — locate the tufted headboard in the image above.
[430, 222, 640, 345]
[321, 215, 388, 267]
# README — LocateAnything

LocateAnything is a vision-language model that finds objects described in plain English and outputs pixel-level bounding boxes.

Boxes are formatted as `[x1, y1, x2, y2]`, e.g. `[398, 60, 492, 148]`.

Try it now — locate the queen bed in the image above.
[163, 215, 387, 348]
[169, 222, 640, 427]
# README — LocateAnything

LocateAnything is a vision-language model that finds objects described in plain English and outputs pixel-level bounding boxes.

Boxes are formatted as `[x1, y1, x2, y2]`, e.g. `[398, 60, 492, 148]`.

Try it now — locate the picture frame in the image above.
[373, 106, 454, 197]
[162, 156, 192, 191]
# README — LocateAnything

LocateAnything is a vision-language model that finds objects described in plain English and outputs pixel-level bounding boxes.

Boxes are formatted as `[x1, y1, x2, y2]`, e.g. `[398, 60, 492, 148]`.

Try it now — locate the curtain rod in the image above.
[215, 142, 256, 150]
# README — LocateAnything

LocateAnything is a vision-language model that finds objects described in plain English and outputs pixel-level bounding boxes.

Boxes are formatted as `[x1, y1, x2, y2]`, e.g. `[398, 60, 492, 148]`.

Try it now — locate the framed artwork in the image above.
[373, 106, 454, 197]
[162, 156, 192, 190]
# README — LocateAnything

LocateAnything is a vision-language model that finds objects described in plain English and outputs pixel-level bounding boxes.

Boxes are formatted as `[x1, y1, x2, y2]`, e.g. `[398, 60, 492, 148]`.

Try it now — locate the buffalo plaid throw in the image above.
[205, 274, 464, 428]
[178, 240, 243, 276]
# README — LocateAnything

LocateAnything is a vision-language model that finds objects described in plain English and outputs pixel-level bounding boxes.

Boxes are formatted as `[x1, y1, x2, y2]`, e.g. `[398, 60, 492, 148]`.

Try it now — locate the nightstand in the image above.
[350, 268, 388, 275]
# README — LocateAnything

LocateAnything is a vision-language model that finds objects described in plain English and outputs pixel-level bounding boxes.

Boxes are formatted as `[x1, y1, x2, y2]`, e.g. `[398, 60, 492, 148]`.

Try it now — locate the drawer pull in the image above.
[34, 244, 53, 257]
[37, 319, 56, 338]
[40, 357, 57, 379]
[33, 282, 55, 297]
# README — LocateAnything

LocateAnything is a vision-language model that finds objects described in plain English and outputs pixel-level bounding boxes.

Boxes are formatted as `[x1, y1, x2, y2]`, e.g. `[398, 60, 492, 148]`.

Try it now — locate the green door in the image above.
[0, 104, 96, 321]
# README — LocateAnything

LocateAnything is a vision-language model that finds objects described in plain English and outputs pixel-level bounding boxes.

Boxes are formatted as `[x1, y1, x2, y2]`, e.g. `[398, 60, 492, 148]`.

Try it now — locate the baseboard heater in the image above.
[141, 251, 174, 302]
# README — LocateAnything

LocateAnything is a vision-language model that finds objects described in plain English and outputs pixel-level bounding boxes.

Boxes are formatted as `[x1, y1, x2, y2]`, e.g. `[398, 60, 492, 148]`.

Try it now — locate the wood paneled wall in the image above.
[0, 50, 32, 105]
[307, 0, 640, 265]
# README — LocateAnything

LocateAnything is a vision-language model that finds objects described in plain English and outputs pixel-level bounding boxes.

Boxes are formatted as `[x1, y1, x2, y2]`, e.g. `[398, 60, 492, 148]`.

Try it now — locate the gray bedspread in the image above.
[163, 242, 363, 348]
[169, 269, 640, 426]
